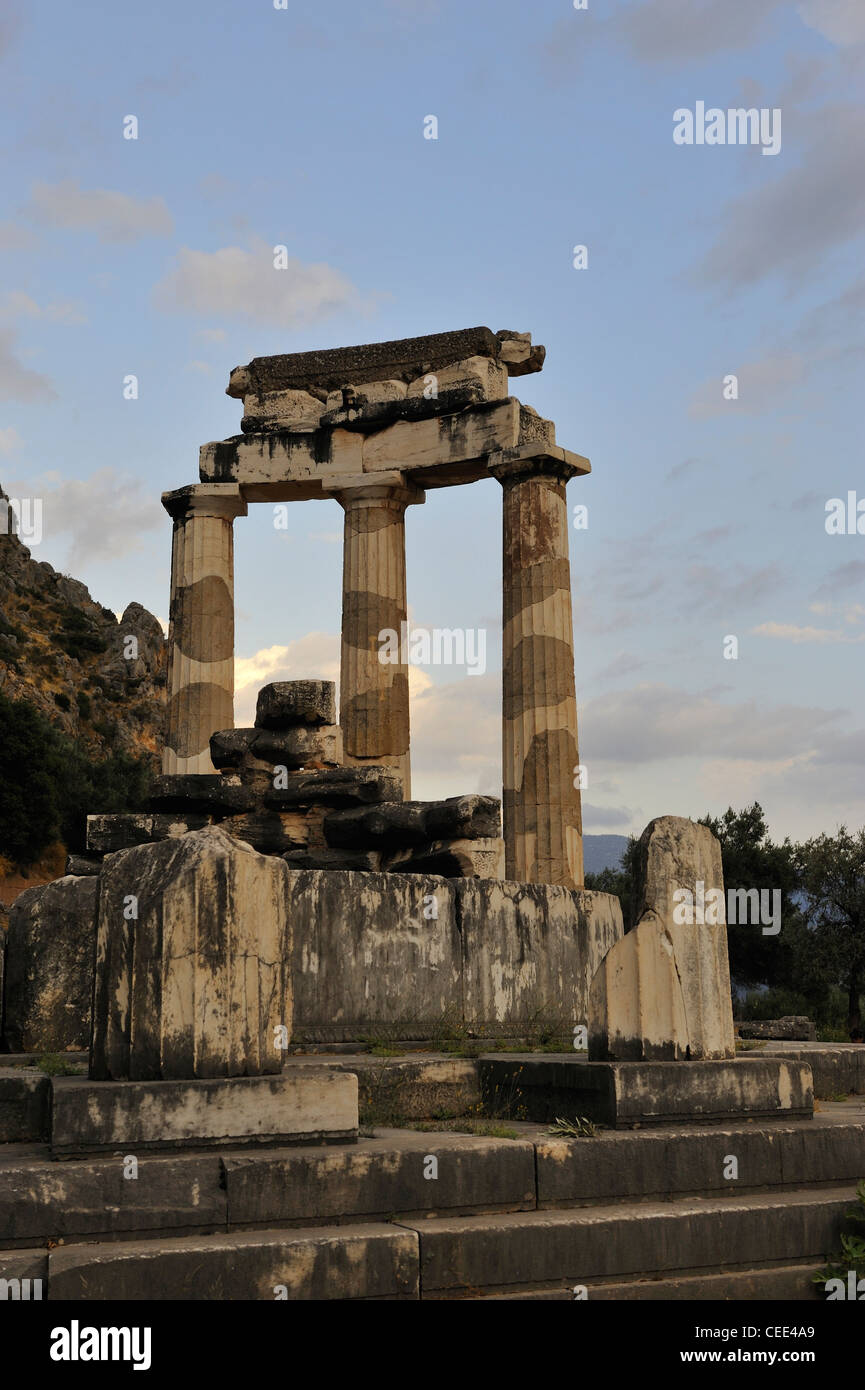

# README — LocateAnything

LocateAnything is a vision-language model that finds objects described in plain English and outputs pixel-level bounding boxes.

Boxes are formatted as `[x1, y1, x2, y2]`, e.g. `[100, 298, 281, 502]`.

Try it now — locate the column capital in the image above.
[322, 471, 425, 511]
[162, 483, 248, 522]
[488, 444, 591, 487]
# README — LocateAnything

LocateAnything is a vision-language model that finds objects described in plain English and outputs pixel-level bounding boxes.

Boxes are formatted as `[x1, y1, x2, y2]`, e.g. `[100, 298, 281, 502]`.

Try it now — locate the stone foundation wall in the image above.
[288, 870, 623, 1043]
[1, 855, 623, 1052]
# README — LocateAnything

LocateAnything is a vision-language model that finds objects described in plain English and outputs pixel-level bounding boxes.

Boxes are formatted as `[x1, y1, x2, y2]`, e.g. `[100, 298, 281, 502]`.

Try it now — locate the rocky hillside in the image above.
[0, 484, 167, 765]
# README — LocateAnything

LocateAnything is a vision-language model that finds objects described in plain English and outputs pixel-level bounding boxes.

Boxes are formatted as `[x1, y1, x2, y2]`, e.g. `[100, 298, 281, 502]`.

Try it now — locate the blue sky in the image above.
[1, 0, 863, 841]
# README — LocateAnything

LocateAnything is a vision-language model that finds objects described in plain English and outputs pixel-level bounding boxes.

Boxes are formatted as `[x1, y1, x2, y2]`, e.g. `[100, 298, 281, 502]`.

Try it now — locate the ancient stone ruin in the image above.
[1, 328, 861, 1303]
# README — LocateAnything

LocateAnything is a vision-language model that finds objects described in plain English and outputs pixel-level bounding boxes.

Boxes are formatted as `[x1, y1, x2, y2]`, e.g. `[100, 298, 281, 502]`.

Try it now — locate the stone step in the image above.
[468, 1262, 823, 1300]
[479, 1054, 814, 1126]
[0, 1067, 358, 1153]
[535, 1105, 865, 1206]
[3, 1109, 863, 1251]
[762, 1043, 865, 1099]
[396, 1186, 857, 1297]
[44, 1223, 419, 1300]
[0, 1130, 536, 1249]
[3, 1186, 853, 1300]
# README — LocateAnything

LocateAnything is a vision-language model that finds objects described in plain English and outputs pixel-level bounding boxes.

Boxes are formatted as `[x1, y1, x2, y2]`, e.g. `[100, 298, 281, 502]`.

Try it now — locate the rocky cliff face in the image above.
[0, 485, 167, 764]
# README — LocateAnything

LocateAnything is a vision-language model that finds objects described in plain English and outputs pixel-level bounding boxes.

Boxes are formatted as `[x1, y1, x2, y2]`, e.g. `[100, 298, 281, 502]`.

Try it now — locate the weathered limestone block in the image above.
[148, 774, 257, 813]
[64, 854, 102, 877]
[458, 881, 623, 1034]
[219, 808, 327, 856]
[495, 329, 546, 376]
[225, 328, 544, 401]
[48, 1222, 416, 1301]
[323, 802, 428, 849]
[4, 877, 98, 1052]
[283, 847, 383, 872]
[384, 837, 505, 879]
[87, 811, 212, 854]
[255, 680, 336, 729]
[407, 355, 508, 402]
[240, 388, 325, 433]
[588, 816, 736, 1062]
[226, 327, 504, 397]
[210, 724, 342, 771]
[51, 1070, 357, 1155]
[361, 399, 519, 477]
[91, 826, 292, 1081]
[264, 766, 404, 809]
[0, 1069, 51, 1142]
[199, 399, 586, 496]
[288, 870, 461, 1043]
[323, 795, 501, 849]
[425, 795, 502, 841]
[324, 379, 407, 411]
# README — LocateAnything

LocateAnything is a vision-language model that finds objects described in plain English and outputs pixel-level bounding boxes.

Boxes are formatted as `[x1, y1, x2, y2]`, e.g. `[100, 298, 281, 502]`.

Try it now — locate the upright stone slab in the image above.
[459, 881, 623, 1035]
[91, 826, 291, 1081]
[3, 877, 98, 1053]
[288, 869, 461, 1043]
[588, 816, 736, 1061]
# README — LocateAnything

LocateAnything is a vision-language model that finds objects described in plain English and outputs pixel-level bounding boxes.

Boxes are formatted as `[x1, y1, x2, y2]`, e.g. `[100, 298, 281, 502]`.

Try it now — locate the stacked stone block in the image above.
[80, 680, 504, 879]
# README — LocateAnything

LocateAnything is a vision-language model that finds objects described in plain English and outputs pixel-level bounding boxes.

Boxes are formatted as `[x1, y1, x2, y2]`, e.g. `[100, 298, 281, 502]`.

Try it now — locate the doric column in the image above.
[491, 447, 588, 889]
[161, 483, 247, 776]
[325, 472, 424, 797]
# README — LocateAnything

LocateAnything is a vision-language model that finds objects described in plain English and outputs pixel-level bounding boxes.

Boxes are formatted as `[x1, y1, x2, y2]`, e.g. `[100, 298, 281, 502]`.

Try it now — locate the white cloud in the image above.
[154, 238, 375, 326]
[24, 179, 173, 242]
[616, 0, 783, 61]
[0, 328, 55, 402]
[815, 559, 865, 596]
[809, 600, 865, 623]
[0, 426, 22, 454]
[798, 0, 865, 45]
[697, 105, 865, 290]
[1, 291, 86, 325]
[583, 682, 843, 764]
[752, 620, 865, 644]
[8, 467, 163, 568]
[688, 355, 806, 418]
[0, 220, 30, 250]
[234, 635, 340, 726]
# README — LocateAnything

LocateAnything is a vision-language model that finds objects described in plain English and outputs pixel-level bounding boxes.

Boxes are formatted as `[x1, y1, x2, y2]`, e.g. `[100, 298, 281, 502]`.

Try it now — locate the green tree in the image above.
[584, 837, 640, 930]
[795, 827, 865, 1039]
[0, 690, 152, 864]
[0, 692, 63, 861]
[698, 803, 812, 996]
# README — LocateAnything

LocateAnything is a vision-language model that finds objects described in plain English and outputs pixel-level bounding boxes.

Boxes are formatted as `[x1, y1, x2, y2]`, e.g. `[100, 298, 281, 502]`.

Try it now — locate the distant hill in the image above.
[583, 834, 630, 875]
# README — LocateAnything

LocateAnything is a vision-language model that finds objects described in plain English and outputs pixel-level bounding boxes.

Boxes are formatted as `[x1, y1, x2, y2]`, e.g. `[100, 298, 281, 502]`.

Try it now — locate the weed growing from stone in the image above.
[547, 1115, 600, 1138]
[814, 1180, 865, 1292]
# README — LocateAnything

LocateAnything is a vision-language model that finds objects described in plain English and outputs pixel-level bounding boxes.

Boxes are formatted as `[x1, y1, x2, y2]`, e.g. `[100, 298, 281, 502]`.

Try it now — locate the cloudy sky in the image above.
[1, 0, 863, 842]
